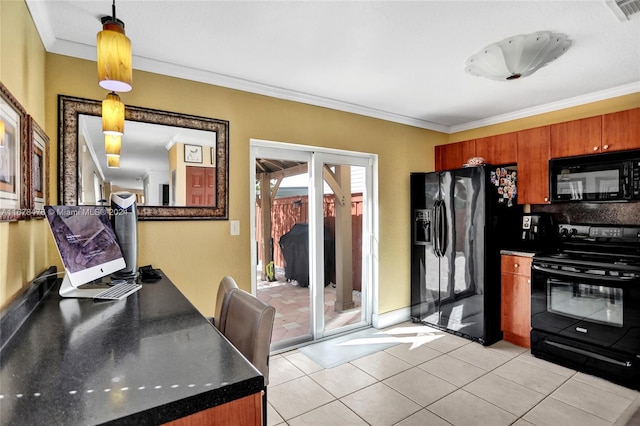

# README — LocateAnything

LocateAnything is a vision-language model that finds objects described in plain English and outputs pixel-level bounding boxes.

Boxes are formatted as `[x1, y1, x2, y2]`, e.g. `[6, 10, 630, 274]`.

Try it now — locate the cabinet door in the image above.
[435, 140, 475, 171]
[475, 133, 517, 165]
[501, 255, 532, 348]
[550, 116, 602, 158]
[602, 108, 640, 153]
[517, 126, 550, 204]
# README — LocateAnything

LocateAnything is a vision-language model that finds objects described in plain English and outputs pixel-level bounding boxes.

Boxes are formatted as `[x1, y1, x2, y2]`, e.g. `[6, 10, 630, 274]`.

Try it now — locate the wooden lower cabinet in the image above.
[164, 393, 262, 426]
[501, 255, 532, 348]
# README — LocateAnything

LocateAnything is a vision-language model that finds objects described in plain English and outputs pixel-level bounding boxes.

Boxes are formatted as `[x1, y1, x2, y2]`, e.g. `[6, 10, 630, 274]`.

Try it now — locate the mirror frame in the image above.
[58, 95, 228, 220]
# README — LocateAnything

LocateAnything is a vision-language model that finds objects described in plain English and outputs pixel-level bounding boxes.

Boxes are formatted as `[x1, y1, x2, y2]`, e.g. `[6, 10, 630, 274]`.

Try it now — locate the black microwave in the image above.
[549, 150, 640, 202]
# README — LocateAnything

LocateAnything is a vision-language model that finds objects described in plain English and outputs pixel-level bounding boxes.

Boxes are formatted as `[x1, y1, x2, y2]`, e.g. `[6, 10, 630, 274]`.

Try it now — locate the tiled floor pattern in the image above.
[257, 274, 362, 344]
[266, 322, 640, 426]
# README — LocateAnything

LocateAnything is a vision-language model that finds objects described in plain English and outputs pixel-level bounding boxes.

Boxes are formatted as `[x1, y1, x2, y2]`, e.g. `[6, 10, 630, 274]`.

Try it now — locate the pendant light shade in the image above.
[102, 92, 125, 135]
[97, 1, 132, 92]
[107, 155, 120, 168]
[465, 31, 571, 81]
[105, 134, 122, 157]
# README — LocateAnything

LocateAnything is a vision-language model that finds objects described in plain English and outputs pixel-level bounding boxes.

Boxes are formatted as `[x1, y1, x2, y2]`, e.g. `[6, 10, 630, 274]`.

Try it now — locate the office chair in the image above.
[223, 289, 276, 424]
[213, 276, 239, 333]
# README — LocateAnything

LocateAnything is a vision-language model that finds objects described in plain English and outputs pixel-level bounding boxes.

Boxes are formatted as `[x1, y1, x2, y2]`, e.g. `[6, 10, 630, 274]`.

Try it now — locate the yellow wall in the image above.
[0, 0, 48, 306]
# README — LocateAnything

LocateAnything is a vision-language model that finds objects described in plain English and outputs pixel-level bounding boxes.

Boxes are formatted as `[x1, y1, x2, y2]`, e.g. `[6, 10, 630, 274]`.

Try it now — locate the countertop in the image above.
[0, 270, 263, 425]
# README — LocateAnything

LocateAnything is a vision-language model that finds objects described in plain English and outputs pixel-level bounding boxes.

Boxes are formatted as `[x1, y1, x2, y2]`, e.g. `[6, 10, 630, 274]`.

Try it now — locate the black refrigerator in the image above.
[410, 165, 521, 346]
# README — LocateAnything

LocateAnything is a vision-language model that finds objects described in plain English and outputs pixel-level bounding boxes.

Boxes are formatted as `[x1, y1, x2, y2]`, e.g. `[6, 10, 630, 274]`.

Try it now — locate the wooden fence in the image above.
[256, 193, 363, 291]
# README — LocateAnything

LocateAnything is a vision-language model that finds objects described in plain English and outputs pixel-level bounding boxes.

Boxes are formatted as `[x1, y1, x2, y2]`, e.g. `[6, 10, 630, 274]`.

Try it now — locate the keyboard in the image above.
[94, 282, 142, 300]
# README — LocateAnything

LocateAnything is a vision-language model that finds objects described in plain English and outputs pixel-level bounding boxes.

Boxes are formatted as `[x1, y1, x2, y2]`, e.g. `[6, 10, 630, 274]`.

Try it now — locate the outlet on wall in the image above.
[230, 220, 240, 236]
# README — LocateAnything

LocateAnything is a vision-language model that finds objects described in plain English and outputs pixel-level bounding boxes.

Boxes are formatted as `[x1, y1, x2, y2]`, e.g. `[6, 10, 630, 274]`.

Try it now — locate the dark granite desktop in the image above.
[0, 269, 263, 425]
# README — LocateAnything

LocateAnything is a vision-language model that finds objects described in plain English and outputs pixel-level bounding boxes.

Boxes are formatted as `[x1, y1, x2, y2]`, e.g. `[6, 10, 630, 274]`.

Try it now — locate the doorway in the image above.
[250, 140, 377, 351]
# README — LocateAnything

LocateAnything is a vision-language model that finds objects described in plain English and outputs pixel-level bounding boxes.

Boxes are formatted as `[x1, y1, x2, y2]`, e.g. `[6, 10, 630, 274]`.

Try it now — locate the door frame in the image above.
[250, 139, 379, 344]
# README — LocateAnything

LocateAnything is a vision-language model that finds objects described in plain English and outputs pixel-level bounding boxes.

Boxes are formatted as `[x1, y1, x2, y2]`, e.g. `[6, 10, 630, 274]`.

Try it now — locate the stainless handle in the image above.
[532, 264, 636, 282]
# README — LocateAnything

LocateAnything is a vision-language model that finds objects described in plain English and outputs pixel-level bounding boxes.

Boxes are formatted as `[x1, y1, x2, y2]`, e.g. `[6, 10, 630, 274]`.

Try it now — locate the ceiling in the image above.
[27, 1, 639, 134]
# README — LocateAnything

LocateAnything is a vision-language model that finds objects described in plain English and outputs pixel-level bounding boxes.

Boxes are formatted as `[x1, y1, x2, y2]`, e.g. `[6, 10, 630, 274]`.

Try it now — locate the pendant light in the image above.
[107, 155, 120, 168]
[102, 92, 124, 135]
[0, 120, 5, 147]
[465, 31, 571, 81]
[97, 0, 132, 92]
[105, 134, 122, 157]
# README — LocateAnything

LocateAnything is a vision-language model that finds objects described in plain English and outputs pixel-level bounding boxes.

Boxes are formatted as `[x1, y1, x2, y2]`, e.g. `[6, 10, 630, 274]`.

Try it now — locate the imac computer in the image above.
[45, 205, 139, 299]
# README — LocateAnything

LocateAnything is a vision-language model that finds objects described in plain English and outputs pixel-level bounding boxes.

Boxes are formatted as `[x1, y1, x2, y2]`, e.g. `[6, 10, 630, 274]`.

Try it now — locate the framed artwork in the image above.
[28, 116, 49, 217]
[211, 147, 217, 166]
[184, 144, 203, 163]
[0, 82, 28, 221]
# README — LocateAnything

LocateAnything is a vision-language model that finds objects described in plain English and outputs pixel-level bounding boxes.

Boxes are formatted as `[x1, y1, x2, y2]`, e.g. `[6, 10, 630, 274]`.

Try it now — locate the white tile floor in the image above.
[266, 322, 640, 426]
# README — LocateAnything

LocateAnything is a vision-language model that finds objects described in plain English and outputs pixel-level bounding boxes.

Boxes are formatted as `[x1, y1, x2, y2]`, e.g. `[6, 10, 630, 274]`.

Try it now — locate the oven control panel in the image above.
[558, 224, 640, 241]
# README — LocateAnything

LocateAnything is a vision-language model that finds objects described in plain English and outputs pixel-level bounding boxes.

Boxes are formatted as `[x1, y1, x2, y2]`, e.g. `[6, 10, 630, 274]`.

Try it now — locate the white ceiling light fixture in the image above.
[465, 31, 571, 81]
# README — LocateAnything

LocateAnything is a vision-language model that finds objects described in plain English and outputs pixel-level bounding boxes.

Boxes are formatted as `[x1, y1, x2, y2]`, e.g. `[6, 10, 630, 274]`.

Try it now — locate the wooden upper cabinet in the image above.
[602, 107, 640, 153]
[435, 139, 475, 171]
[517, 126, 551, 205]
[550, 116, 602, 158]
[475, 133, 517, 165]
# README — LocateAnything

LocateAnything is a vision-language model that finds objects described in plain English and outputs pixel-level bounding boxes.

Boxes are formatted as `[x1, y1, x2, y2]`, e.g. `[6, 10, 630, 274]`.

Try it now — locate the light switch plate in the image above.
[230, 220, 240, 236]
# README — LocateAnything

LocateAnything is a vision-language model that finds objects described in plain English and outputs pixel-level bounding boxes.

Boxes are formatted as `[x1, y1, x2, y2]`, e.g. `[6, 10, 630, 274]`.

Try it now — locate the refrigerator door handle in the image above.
[433, 201, 441, 257]
[438, 201, 448, 255]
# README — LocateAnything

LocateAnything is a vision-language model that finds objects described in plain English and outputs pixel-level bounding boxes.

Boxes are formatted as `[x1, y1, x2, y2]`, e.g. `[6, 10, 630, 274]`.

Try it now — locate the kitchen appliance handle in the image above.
[544, 340, 632, 368]
[532, 264, 637, 282]
[438, 201, 447, 255]
[433, 202, 441, 257]
[434, 200, 444, 257]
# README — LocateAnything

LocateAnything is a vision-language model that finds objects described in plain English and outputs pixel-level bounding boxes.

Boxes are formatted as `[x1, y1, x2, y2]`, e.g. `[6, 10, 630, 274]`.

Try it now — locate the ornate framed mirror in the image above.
[59, 95, 228, 220]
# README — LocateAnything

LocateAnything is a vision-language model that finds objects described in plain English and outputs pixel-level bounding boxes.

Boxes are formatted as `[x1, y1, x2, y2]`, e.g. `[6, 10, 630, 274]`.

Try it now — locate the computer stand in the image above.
[58, 274, 114, 299]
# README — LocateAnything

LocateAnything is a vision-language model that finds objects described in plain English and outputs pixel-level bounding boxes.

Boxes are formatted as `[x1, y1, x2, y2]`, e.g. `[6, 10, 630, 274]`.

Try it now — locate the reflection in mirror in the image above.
[79, 115, 217, 207]
[59, 95, 228, 220]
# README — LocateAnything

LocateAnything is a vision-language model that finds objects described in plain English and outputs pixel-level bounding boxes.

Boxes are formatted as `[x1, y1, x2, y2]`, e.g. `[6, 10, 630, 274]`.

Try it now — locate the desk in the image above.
[0, 270, 263, 425]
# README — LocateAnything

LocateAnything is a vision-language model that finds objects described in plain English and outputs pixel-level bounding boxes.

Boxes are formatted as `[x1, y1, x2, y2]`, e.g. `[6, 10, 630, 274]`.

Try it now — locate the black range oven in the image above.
[531, 224, 640, 390]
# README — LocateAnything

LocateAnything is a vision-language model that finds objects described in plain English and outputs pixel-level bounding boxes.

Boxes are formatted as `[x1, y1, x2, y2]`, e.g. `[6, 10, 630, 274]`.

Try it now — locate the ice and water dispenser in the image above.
[413, 209, 432, 245]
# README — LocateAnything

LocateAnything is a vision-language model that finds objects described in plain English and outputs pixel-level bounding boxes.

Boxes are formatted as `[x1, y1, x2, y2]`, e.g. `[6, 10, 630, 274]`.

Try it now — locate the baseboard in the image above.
[372, 307, 411, 329]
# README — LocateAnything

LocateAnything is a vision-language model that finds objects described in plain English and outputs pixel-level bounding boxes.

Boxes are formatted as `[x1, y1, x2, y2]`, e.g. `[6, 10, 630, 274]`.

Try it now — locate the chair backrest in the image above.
[214, 276, 239, 333]
[223, 289, 276, 386]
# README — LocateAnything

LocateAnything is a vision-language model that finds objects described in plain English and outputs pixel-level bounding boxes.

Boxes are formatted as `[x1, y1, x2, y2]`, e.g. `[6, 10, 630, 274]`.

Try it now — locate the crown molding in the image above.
[449, 82, 640, 133]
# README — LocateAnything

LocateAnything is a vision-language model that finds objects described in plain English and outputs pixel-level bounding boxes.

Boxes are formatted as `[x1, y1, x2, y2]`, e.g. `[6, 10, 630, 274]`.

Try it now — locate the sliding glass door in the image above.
[251, 141, 376, 350]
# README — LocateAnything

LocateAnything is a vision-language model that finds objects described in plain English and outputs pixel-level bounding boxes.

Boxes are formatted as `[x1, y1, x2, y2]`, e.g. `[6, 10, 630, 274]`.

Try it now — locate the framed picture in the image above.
[184, 144, 203, 163]
[210, 147, 217, 166]
[28, 116, 49, 217]
[0, 82, 28, 221]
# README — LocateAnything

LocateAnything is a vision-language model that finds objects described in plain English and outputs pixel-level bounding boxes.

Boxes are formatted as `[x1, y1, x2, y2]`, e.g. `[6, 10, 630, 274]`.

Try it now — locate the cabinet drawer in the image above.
[501, 255, 532, 276]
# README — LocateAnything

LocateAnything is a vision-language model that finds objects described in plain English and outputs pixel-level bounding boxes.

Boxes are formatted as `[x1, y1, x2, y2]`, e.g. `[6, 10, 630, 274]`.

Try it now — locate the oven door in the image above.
[531, 261, 640, 353]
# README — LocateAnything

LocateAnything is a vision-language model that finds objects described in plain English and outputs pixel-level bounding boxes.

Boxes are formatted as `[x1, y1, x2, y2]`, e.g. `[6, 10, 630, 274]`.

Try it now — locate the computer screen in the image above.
[45, 205, 126, 297]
